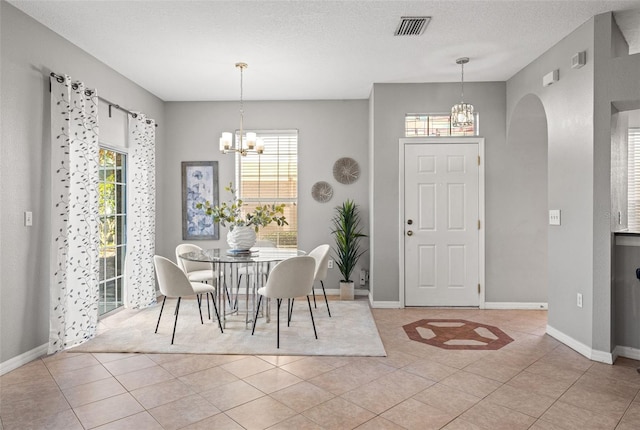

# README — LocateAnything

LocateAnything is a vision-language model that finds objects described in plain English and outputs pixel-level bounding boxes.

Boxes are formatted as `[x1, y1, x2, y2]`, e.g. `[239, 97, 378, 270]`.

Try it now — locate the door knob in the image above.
[407, 230, 413, 236]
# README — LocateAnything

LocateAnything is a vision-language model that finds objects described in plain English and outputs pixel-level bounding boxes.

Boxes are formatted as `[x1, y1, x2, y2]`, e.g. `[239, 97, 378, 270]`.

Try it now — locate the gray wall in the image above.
[593, 13, 640, 353]
[0, 2, 165, 363]
[506, 12, 640, 354]
[501, 94, 548, 302]
[159, 100, 369, 291]
[369, 82, 512, 303]
[506, 17, 596, 348]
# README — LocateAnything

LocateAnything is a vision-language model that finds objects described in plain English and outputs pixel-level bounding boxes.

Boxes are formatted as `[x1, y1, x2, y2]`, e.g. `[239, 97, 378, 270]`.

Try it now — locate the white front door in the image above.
[403, 141, 481, 306]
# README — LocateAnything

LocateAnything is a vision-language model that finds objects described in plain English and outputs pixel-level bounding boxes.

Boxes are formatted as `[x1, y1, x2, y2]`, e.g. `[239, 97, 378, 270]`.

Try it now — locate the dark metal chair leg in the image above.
[171, 297, 182, 345]
[210, 292, 223, 333]
[288, 298, 295, 326]
[206, 292, 211, 320]
[321, 280, 331, 317]
[197, 294, 204, 324]
[251, 295, 263, 335]
[277, 298, 282, 348]
[155, 296, 167, 333]
[312, 286, 317, 308]
[307, 295, 318, 339]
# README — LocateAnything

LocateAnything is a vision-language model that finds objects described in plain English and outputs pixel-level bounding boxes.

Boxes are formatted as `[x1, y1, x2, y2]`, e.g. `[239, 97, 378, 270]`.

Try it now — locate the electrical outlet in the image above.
[327, 259, 333, 269]
[24, 211, 33, 227]
[359, 269, 366, 286]
[577, 293, 583, 308]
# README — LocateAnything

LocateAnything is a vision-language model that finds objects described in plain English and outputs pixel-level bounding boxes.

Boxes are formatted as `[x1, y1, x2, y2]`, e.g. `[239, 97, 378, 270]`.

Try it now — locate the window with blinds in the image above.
[236, 130, 298, 247]
[628, 128, 640, 230]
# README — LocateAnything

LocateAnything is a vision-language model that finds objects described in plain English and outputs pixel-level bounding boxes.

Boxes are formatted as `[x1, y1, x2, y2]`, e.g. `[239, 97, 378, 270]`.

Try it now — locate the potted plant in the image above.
[197, 182, 287, 252]
[331, 199, 367, 300]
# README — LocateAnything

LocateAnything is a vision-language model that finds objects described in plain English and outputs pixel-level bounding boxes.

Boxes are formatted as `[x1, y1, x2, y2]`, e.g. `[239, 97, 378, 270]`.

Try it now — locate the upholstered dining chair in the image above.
[308, 244, 332, 317]
[176, 243, 224, 316]
[175, 243, 217, 284]
[251, 255, 317, 348]
[153, 255, 223, 345]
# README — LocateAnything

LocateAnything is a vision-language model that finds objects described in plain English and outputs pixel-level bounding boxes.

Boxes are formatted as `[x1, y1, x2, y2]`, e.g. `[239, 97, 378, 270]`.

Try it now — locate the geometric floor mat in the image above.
[403, 319, 514, 350]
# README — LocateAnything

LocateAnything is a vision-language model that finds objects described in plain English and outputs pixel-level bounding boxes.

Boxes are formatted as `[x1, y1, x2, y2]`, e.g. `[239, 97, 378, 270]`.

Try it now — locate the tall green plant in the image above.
[331, 199, 367, 282]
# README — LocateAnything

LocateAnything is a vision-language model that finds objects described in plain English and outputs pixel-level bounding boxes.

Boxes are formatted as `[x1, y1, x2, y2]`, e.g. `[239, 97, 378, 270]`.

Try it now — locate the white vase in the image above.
[227, 226, 257, 251]
[340, 281, 355, 300]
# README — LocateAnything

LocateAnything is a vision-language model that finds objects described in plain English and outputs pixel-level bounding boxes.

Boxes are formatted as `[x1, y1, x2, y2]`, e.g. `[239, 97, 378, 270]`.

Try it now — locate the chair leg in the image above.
[155, 296, 167, 333]
[321, 280, 331, 317]
[287, 298, 294, 326]
[306, 295, 318, 339]
[171, 297, 182, 345]
[196, 294, 204, 325]
[206, 292, 211, 320]
[210, 292, 223, 333]
[276, 298, 282, 349]
[312, 286, 317, 308]
[251, 295, 263, 335]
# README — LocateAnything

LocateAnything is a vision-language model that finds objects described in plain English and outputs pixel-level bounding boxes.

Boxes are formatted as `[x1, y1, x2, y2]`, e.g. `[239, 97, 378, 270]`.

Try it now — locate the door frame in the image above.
[398, 137, 486, 309]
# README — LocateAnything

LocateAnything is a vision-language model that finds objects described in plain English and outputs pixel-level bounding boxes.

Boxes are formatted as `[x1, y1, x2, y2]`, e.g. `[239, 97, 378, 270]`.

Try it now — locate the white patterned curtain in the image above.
[125, 113, 157, 308]
[49, 75, 100, 353]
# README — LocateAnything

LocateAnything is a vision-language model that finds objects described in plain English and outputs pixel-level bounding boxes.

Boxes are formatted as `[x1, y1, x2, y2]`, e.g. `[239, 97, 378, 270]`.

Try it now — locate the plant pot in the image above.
[227, 226, 257, 252]
[340, 281, 354, 300]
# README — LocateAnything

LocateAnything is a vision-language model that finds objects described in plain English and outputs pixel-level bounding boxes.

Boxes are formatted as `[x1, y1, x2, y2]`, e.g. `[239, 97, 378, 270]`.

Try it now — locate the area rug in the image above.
[72, 299, 386, 357]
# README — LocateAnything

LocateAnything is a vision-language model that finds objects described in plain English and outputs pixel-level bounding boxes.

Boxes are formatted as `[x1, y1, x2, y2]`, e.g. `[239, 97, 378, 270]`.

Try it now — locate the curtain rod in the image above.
[49, 72, 158, 127]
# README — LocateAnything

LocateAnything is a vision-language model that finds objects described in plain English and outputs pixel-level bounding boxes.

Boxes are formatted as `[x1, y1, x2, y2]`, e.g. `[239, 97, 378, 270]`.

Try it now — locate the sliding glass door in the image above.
[98, 148, 127, 315]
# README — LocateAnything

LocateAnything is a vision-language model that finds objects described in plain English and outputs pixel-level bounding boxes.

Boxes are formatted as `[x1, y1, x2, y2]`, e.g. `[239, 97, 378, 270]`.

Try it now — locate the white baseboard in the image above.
[614, 345, 640, 361]
[317, 288, 369, 296]
[546, 324, 613, 364]
[369, 299, 402, 308]
[0, 343, 49, 376]
[484, 302, 548, 310]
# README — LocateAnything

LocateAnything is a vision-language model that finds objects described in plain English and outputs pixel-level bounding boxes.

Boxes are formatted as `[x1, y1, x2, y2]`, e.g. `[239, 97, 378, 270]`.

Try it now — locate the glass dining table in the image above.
[178, 247, 306, 329]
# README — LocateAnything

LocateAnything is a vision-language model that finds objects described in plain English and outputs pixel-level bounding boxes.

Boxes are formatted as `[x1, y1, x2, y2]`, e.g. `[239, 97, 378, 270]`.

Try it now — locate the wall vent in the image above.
[394, 16, 431, 36]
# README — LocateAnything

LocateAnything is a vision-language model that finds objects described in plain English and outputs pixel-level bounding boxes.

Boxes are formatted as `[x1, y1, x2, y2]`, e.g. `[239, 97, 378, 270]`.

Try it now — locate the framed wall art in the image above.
[181, 161, 219, 240]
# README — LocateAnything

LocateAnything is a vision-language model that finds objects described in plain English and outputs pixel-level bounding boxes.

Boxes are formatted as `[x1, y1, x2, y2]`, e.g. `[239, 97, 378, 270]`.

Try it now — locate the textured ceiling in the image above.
[9, 0, 640, 101]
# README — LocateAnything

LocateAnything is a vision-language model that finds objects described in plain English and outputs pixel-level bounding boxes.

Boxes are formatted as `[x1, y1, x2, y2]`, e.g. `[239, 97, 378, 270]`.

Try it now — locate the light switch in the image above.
[24, 211, 33, 226]
[549, 209, 561, 226]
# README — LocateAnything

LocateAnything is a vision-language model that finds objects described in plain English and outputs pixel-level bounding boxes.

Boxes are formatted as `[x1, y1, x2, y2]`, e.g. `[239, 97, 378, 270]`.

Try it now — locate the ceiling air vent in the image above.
[394, 16, 431, 36]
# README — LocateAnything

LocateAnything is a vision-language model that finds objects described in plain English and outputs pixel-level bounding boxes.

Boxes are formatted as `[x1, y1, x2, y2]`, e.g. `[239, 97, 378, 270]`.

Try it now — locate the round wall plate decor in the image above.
[311, 181, 333, 203]
[333, 157, 360, 184]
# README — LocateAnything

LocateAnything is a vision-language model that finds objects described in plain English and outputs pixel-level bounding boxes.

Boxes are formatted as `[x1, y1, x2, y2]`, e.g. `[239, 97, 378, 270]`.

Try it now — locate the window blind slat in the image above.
[628, 128, 640, 230]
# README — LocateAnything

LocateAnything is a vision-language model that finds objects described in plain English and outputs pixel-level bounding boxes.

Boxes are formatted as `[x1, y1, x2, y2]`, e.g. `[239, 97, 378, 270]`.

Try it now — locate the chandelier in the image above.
[451, 57, 474, 127]
[219, 62, 264, 156]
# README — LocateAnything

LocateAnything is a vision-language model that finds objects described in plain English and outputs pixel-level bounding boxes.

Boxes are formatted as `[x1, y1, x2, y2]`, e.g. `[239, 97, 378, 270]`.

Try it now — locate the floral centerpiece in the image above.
[197, 183, 287, 252]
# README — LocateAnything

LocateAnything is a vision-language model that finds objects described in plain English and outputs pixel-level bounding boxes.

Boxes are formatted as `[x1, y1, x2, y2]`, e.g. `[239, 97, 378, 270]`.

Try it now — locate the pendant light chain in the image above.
[239, 63, 244, 149]
[460, 61, 465, 103]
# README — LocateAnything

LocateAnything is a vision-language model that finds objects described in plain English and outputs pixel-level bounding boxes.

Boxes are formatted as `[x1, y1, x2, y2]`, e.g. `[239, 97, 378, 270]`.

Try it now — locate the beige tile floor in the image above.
[2, 300, 640, 429]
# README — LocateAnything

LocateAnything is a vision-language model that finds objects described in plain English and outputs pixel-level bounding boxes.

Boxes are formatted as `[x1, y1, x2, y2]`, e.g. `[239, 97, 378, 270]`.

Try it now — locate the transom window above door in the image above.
[405, 113, 479, 137]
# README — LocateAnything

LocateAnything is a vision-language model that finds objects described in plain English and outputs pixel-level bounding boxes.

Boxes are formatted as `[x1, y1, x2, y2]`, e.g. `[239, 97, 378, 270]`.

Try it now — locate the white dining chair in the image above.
[175, 243, 217, 283]
[153, 255, 223, 344]
[308, 244, 332, 317]
[251, 255, 317, 348]
[176, 243, 228, 316]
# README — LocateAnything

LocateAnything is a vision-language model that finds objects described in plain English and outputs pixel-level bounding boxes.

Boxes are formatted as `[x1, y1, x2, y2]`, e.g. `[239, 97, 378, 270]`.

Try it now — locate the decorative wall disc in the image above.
[311, 181, 333, 203]
[333, 157, 360, 184]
